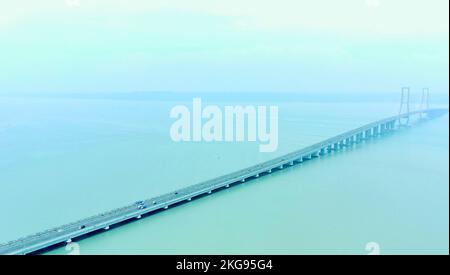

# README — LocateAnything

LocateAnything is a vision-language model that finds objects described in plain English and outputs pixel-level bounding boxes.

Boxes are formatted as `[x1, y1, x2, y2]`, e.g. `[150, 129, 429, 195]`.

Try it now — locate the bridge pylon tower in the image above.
[398, 87, 410, 127]
[419, 88, 430, 119]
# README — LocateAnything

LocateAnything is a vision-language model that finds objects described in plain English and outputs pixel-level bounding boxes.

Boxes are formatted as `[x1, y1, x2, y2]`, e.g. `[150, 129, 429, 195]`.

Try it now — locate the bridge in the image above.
[0, 107, 447, 255]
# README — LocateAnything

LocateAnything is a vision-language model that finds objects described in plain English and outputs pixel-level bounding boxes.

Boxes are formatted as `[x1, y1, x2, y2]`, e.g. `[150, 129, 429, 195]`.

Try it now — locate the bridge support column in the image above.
[391, 121, 396, 130]
[319, 148, 326, 155]
[255, 173, 259, 178]
[289, 161, 294, 166]
[344, 138, 349, 146]
[334, 143, 339, 150]
[327, 145, 332, 152]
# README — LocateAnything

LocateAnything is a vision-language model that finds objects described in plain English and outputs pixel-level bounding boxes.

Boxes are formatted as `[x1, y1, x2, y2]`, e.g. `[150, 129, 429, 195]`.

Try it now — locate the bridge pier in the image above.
[389, 121, 396, 130]
[373, 126, 379, 136]
[344, 138, 350, 146]
[319, 148, 326, 155]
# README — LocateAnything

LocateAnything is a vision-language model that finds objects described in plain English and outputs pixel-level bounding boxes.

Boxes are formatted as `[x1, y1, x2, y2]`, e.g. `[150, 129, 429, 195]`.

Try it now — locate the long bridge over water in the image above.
[0, 107, 447, 255]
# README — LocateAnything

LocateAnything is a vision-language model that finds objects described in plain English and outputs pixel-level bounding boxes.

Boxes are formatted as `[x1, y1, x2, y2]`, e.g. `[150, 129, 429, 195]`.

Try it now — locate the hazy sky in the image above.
[0, 0, 448, 94]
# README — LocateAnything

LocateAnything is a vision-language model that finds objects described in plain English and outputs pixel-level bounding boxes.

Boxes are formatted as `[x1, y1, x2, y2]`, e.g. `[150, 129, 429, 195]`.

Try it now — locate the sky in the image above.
[0, 0, 448, 94]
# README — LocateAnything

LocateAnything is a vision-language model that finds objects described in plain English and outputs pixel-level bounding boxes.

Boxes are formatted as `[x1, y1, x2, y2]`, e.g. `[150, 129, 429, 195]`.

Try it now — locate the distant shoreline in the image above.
[1, 91, 449, 104]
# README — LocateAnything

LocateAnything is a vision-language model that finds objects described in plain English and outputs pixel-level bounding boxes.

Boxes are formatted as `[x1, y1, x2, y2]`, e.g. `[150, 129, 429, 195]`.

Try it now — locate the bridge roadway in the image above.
[0, 108, 447, 255]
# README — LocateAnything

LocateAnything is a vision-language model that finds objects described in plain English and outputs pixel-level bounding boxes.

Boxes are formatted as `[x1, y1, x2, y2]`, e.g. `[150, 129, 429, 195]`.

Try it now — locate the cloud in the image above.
[365, 0, 381, 8]
[1, 0, 448, 36]
[65, 0, 81, 8]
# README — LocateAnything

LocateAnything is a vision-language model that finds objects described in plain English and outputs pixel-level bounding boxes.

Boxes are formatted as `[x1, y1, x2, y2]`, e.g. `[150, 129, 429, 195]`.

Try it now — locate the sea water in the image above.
[0, 94, 448, 254]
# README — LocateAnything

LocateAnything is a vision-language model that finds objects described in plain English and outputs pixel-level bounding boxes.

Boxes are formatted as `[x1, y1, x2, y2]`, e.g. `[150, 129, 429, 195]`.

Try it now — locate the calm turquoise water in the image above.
[0, 95, 448, 254]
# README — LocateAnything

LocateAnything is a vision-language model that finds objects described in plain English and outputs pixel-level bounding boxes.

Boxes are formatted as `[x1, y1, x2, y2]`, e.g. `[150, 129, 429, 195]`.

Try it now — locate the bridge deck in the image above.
[0, 108, 447, 255]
